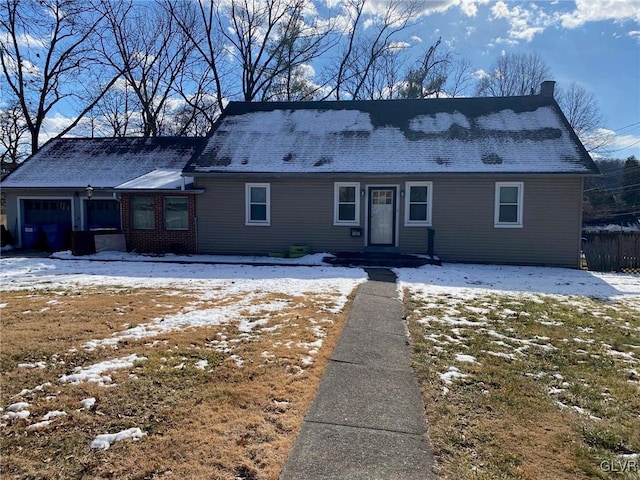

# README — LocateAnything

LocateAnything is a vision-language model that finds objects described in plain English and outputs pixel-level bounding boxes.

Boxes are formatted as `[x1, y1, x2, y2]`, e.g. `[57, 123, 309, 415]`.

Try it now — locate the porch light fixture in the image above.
[360, 189, 365, 196]
[86, 184, 94, 199]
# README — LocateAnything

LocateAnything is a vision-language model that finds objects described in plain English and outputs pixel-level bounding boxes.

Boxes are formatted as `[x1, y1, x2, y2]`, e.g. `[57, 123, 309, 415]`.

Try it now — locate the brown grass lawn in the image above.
[1, 286, 352, 480]
[406, 291, 640, 480]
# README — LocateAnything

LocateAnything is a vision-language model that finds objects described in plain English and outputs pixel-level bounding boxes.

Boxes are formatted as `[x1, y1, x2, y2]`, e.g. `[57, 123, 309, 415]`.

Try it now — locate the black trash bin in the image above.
[71, 231, 95, 256]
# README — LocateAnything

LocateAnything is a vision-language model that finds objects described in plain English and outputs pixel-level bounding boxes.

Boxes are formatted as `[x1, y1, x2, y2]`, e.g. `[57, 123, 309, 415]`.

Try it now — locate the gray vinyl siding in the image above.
[427, 176, 583, 268]
[195, 175, 584, 267]
[195, 178, 366, 255]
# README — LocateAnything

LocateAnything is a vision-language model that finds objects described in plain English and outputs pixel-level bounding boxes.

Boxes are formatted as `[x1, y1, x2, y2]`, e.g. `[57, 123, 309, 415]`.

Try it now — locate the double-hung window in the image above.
[245, 183, 270, 225]
[164, 197, 188, 230]
[131, 196, 154, 230]
[494, 182, 523, 228]
[333, 182, 360, 225]
[404, 181, 433, 226]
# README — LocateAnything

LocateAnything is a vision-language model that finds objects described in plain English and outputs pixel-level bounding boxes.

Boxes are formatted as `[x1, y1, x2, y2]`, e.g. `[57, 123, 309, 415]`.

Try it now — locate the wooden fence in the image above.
[582, 231, 640, 273]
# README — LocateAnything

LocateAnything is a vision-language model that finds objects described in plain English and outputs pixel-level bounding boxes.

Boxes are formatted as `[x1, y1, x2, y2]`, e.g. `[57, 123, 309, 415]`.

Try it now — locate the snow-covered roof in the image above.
[2, 137, 207, 189]
[185, 97, 598, 175]
[114, 169, 193, 190]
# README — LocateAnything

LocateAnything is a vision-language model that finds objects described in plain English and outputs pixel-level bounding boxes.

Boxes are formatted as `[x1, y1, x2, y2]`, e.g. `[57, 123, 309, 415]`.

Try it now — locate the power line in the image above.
[611, 121, 640, 133]
[585, 210, 640, 219]
[606, 139, 640, 153]
[584, 182, 640, 193]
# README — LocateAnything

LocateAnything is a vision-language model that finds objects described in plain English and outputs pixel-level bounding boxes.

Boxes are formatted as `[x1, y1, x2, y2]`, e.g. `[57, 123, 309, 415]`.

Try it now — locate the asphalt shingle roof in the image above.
[185, 96, 598, 175]
[2, 137, 207, 188]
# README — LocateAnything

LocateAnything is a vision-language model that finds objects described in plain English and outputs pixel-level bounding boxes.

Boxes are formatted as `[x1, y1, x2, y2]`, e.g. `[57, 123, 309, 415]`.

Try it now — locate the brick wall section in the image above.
[121, 193, 197, 254]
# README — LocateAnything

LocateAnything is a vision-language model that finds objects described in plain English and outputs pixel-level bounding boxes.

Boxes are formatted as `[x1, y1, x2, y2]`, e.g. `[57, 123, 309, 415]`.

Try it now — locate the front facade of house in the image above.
[185, 86, 598, 268]
[193, 175, 584, 266]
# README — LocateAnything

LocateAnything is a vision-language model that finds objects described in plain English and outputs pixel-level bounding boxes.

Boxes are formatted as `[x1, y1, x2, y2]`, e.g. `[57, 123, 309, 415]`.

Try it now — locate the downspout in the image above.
[194, 216, 198, 254]
[578, 178, 585, 269]
[112, 192, 123, 233]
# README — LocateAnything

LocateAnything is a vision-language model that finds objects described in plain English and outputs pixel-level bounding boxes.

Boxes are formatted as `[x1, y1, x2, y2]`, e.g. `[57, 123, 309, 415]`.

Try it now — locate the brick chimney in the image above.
[540, 80, 556, 97]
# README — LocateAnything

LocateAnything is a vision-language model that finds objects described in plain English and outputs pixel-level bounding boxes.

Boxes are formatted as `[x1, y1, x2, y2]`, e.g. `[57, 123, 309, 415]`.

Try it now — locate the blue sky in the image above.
[405, 0, 640, 159]
[17, 0, 639, 160]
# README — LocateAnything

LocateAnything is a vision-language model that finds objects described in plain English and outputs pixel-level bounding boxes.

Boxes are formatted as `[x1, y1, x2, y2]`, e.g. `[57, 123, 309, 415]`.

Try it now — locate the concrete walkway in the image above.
[280, 268, 437, 480]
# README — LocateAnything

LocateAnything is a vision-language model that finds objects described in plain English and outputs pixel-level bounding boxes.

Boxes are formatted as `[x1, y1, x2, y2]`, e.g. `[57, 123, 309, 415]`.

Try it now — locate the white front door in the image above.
[369, 188, 396, 245]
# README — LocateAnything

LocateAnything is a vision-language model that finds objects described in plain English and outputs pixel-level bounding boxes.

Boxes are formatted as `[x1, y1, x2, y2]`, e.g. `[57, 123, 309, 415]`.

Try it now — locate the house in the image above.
[2, 81, 599, 267]
[1, 137, 206, 253]
[184, 81, 599, 267]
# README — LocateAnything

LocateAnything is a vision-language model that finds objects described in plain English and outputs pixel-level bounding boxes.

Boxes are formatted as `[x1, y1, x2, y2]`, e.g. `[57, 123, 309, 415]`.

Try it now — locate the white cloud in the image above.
[472, 68, 490, 80]
[388, 41, 411, 50]
[0, 32, 47, 49]
[490, 1, 550, 42]
[458, 0, 490, 17]
[41, 113, 76, 143]
[352, 0, 491, 20]
[629, 30, 640, 42]
[490, 0, 640, 42]
[0, 52, 40, 79]
[492, 36, 519, 46]
[608, 130, 640, 153]
[559, 0, 640, 28]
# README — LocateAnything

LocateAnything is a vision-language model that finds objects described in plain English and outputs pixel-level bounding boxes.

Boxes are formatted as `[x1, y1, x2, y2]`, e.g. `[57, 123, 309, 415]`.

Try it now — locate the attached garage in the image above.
[20, 198, 73, 250]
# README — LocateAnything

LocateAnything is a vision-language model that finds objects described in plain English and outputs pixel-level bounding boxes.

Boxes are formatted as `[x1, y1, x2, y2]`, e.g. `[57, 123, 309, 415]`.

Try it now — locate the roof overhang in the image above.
[187, 171, 598, 179]
[114, 169, 193, 190]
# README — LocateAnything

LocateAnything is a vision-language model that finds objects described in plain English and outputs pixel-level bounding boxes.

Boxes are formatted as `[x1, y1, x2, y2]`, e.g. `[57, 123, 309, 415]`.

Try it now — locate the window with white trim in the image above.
[245, 183, 270, 225]
[404, 181, 433, 226]
[333, 182, 360, 225]
[494, 182, 523, 227]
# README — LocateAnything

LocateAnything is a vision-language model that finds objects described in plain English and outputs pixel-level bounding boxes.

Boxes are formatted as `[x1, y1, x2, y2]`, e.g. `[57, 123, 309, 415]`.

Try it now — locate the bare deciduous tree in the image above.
[475, 51, 551, 97]
[400, 37, 450, 99]
[443, 56, 474, 98]
[97, 0, 196, 137]
[0, 102, 28, 176]
[164, 0, 227, 114]
[0, 0, 117, 154]
[90, 79, 136, 137]
[556, 81, 612, 153]
[260, 7, 333, 101]
[220, 0, 332, 102]
[325, 0, 421, 100]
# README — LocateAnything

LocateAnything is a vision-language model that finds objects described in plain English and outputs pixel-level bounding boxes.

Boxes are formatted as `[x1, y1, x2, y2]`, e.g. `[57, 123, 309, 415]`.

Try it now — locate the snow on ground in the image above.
[3, 253, 639, 449]
[398, 263, 640, 424]
[58, 354, 147, 386]
[396, 263, 640, 305]
[90, 428, 146, 450]
[0, 253, 367, 446]
[2, 252, 358, 295]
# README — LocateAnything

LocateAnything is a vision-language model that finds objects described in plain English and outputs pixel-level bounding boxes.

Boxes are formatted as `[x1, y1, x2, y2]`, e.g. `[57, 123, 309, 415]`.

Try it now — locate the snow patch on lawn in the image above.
[440, 366, 468, 385]
[90, 428, 146, 450]
[58, 354, 146, 386]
